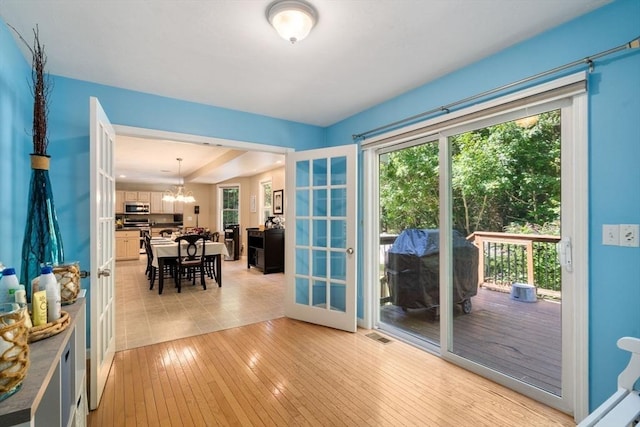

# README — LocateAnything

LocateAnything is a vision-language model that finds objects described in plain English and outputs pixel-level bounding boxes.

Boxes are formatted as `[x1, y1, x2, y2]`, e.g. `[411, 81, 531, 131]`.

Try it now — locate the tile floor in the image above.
[115, 255, 285, 350]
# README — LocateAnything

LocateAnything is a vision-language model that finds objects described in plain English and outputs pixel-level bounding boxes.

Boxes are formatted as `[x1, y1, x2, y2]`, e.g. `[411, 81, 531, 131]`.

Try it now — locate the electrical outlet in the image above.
[619, 224, 639, 247]
[602, 224, 619, 245]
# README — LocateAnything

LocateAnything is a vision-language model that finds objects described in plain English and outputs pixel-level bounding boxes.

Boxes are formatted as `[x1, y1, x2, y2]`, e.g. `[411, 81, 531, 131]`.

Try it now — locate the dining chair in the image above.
[146, 235, 176, 291]
[143, 231, 153, 279]
[175, 234, 207, 292]
[203, 233, 220, 283]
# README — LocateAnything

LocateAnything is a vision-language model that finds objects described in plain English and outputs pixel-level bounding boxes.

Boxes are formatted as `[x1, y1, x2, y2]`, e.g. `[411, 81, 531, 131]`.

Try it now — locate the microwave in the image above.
[124, 201, 150, 214]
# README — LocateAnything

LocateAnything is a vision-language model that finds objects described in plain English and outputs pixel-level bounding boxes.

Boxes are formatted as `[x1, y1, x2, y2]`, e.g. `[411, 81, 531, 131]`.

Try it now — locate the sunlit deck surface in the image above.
[380, 286, 561, 395]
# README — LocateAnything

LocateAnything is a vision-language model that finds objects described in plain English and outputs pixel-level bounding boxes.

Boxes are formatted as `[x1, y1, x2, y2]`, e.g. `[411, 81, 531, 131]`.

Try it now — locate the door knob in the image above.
[346, 248, 354, 254]
[98, 268, 111, 278]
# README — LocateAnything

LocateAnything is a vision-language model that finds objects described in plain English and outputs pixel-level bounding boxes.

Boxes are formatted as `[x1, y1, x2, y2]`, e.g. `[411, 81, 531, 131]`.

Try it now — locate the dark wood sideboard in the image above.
[246, 228, 285, 274]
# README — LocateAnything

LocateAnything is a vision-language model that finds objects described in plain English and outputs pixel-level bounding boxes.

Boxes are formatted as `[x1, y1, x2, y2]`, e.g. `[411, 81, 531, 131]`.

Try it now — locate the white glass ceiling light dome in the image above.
[267, 0, 317, 44]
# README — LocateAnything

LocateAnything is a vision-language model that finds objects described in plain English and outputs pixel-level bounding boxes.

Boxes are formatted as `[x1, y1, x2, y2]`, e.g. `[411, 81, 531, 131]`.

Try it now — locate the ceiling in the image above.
[0, 0, 609, 184]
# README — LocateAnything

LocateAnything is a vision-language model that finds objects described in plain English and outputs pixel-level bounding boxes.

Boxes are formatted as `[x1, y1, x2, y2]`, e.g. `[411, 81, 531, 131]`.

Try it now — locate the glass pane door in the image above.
[378, 139, 441, 345]
[285, 145, 357, 332]
[448, 110, 563, 396]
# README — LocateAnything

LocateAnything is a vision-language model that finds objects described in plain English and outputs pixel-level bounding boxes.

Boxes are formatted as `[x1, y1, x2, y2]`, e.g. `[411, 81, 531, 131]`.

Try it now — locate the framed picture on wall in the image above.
[273, 189, 284, 214]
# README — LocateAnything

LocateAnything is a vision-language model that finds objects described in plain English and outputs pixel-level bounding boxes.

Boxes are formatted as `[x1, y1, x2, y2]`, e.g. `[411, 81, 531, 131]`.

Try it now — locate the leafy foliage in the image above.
[380, 111, 561, 236]
[379, 111, 562, 290]
[379, 142, 440, 232]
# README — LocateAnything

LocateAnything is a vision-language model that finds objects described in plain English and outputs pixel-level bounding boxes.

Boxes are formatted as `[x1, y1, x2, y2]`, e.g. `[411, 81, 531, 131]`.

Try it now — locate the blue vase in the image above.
[20, 154, 64, 300]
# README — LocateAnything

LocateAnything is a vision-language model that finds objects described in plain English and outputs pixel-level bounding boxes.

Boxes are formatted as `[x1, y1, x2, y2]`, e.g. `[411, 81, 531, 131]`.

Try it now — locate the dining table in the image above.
[150, 238, 229, 294]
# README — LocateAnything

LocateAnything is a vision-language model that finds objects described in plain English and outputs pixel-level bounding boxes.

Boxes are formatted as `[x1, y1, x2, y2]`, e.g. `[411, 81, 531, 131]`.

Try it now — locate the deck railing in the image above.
[380, 231, 562, 294]
[467, 231, 561, 292]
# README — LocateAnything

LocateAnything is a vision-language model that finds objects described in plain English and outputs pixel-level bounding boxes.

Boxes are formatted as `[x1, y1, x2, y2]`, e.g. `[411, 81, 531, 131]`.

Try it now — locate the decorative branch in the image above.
[7, 23, 52, 155]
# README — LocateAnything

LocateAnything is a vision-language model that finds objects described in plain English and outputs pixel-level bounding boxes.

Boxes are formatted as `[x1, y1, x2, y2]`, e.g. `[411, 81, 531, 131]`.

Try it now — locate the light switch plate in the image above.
[602, 224, 619, 245]
[619, 224, 639, 247]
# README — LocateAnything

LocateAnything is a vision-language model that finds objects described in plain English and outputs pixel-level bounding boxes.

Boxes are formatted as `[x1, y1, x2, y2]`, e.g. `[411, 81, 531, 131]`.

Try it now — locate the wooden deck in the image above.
[380, 287, 561, 395]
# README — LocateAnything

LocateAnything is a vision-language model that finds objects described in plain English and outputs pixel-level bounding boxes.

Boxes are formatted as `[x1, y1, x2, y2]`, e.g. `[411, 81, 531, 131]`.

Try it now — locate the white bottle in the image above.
[0, 267, 20, 305]
[41, 266, 61, 322]
[14, 287, 33, 329]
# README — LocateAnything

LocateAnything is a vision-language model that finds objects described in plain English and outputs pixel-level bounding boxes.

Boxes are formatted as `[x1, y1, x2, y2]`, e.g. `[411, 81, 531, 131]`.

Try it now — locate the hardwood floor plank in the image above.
[193, 334, 295, 426]
[91, 317, 574, 427]
[240, 322, 378, 426]
[89, 262, 574, 427]
[142, 345, 172, 424]
[227, 322, 354, 426]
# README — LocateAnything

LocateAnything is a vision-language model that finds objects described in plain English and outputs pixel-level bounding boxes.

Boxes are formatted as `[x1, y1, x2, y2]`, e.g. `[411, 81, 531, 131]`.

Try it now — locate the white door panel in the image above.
[89, 97, 116, 410]
[285, 145, 357, 332]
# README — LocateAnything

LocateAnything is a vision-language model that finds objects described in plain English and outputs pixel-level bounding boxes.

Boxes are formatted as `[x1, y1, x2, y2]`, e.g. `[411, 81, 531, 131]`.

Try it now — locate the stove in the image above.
[123, 218, 150, 230]
[123, 218, 150, 249]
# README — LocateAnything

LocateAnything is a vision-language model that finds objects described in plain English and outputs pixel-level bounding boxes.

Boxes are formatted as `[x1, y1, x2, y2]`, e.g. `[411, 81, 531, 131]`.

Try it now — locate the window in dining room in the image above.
[261, 180, 272, 223]
[220, 185, 240, 229]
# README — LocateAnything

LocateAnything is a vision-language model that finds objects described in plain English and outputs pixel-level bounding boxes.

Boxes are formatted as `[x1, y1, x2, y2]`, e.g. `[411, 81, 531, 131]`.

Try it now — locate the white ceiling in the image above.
[0, 0, 609, 184]
[115, 135, 285, 185]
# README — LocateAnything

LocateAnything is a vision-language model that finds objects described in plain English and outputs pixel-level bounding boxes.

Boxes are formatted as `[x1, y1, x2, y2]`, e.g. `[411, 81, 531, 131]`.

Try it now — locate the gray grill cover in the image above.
[386, 229, 478, 309]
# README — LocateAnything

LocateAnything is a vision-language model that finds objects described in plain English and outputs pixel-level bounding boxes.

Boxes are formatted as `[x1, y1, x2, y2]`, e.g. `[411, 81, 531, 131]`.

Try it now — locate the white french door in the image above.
[284, 145, 357, 332]
[89, 97, 116, 410]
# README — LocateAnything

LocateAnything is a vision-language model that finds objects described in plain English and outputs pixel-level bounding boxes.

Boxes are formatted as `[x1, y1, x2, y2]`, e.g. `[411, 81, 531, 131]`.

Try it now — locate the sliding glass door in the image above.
[445, 110, 563, 396]
[378, 138, 441, 346]
[370, 74, 587, 414]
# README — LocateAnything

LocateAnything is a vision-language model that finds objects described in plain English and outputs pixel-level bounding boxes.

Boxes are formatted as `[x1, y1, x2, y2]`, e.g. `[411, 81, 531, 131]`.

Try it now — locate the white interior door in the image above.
[89, 97, 116, 410]
[284, 145, 357, 332]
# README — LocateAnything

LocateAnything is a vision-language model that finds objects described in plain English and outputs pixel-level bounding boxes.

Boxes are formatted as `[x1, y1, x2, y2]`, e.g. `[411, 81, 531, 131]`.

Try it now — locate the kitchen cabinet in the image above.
[115, 190, 124, 213]
[150, 192, 163, 213]
[162, 200, 174, 214]
[0, 298, 87, 427]
[124, 191, 137, 201]
[124, 191, 150, 202]
[247, 228, 284, 274]
[116, 230, 140, 260]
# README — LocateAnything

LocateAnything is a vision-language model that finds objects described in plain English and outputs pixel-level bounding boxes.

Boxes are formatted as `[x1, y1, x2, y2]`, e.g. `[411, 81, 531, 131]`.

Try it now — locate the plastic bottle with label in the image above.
[40, 266, 61, 322]
[14, 287, 33, 328]
[0, 267, 21, 305]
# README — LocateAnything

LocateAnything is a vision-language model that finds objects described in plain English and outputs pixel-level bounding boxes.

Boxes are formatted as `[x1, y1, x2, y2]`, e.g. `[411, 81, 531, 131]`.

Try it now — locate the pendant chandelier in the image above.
[162, 158, 195, 203]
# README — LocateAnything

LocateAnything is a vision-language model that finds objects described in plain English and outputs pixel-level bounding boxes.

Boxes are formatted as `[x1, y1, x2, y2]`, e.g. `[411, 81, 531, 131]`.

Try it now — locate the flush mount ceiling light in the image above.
[162, 158, 195, 203]
[267, 0, 317, 44]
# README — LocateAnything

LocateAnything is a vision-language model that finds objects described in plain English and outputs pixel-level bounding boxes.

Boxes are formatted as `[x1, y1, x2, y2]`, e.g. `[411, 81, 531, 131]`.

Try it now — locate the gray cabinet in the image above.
[0, 298, 87, 427]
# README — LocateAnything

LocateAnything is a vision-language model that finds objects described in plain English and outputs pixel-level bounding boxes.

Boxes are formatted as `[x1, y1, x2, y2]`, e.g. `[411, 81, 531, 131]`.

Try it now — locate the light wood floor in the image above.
[89, 316, 574, 426]
[98, 254, 574, 425]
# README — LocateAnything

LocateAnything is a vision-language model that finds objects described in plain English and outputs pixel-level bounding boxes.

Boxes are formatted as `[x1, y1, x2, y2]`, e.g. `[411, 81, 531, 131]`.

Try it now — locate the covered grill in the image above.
[385, 229, 479, 314]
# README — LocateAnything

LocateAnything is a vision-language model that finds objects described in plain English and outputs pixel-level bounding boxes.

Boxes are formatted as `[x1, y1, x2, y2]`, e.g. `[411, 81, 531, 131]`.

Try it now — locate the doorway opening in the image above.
[112, 125, 290, 350]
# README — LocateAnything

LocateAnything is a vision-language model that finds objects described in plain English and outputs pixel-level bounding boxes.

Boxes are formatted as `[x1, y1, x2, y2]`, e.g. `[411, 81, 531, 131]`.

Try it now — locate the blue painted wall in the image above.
[0, 22, 32, 271]
[1, 0, 638, 412]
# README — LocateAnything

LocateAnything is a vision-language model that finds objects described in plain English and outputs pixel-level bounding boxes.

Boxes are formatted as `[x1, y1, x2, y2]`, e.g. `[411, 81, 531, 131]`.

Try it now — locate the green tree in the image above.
[380, 111, 561, 235]
[379, 141, 439, 233]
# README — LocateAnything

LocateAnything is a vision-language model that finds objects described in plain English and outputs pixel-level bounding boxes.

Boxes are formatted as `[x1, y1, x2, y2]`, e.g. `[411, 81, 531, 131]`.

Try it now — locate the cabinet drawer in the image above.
[116, 230, 139, 238]
[248, 229, 263, 238]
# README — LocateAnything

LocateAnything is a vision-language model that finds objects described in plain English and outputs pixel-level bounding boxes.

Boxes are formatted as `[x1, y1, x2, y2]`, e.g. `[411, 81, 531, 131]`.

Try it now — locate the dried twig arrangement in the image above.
[8, 24, 52, 155]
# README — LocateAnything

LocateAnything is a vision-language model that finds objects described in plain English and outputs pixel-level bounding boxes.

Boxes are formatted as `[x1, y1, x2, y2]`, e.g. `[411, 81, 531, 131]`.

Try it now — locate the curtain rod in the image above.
[353, 36, 640, 142]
